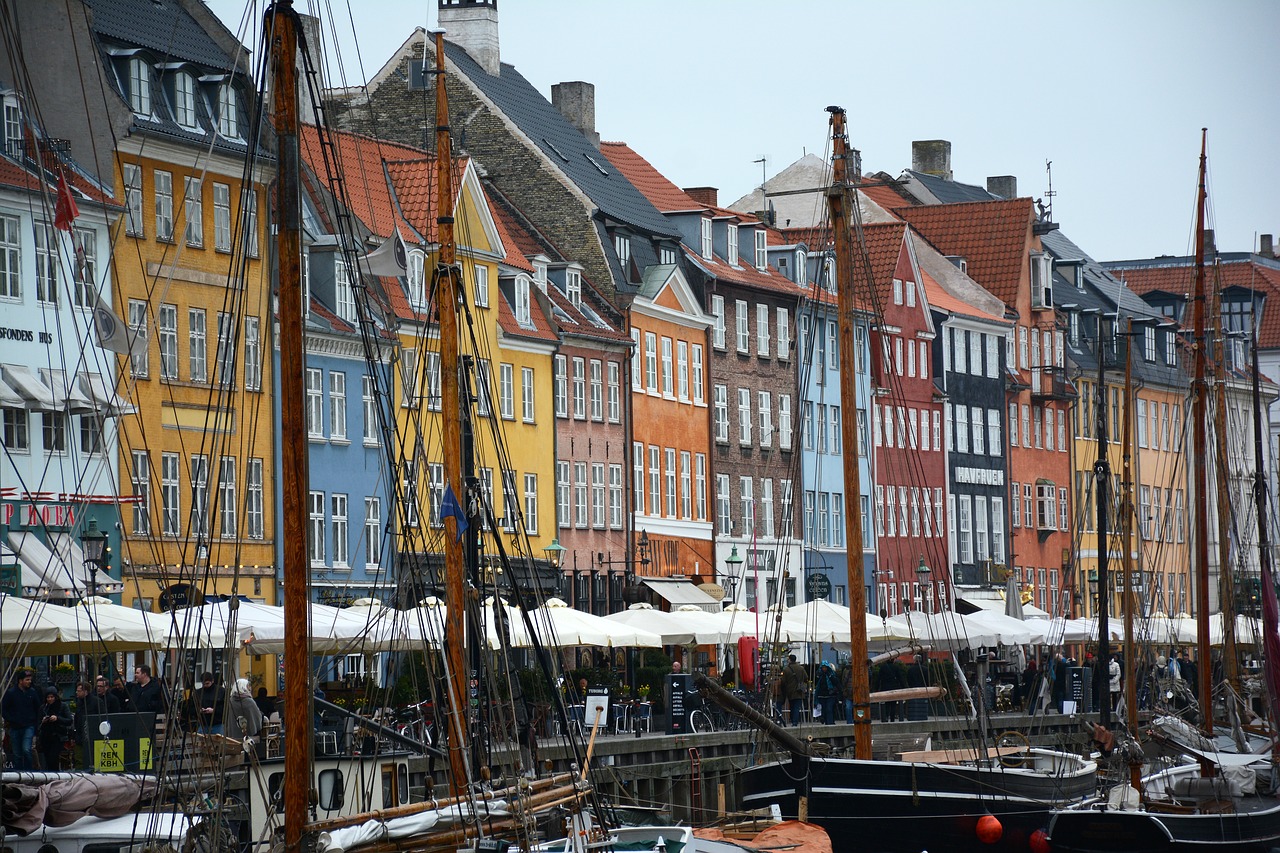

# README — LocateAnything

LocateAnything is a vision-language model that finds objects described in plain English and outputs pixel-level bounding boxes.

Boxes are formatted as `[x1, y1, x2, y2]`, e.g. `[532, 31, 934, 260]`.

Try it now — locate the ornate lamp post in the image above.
[723, 545, 744, 605]
[916, 556, 932, 612]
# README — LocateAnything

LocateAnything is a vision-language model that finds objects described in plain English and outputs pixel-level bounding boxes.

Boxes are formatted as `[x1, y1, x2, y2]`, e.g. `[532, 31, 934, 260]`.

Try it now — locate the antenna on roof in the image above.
[754, 156, 773, 226]
[1040, 159, 1056, 223]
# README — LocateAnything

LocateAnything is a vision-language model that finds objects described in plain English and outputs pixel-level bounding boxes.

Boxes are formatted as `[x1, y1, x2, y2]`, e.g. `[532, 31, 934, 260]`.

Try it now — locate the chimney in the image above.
[437, 0, 500, 77]
[912, 140, 952, 180]
[551, 81, 598, 148]
[684, 187, 719, 208]
[1260, 234, 1274, 258]
[986, 176, 1017, 199]
[297, 15, 323, 125]
[1203, 228, 1216, 258]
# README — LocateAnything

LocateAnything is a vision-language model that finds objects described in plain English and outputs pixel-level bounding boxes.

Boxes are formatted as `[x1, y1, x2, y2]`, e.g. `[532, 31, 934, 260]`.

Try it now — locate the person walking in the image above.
[129, 665, 168, 716]
[781, 655, 809, 726]
[837, 659, 855, 723]
[2, 669, 41, 771]
[187, 672, 224, 734]
[37, 687, 71, 771]
[814, 662, 839, 725]
[1108, 655, 1122, 713]
[876, 657, 906, 722]
[226, 678, 263, 743]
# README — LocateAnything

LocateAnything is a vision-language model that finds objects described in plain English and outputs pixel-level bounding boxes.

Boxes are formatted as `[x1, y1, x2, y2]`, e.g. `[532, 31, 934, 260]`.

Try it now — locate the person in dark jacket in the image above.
[876, 658, 907, 721]
[1178, 650, 1199, 699]
[1051, 653, 1068, 713]
[2, 669, 41, 770]
[110, 675, 132, 712]
[129, 665, 168, 716]
[186, 672, 224, 734]
[37, 687, 71, 771]
[814, 662, 839, 724]
[77, 677, 120, 769]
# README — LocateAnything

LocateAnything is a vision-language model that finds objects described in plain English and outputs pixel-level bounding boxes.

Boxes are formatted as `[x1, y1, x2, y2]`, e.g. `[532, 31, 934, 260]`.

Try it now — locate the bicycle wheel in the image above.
[689, 709, 714, 734]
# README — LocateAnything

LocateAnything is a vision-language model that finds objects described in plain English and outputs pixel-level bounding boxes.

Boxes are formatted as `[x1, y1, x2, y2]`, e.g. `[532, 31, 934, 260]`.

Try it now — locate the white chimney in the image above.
[438, 0, 500, 76]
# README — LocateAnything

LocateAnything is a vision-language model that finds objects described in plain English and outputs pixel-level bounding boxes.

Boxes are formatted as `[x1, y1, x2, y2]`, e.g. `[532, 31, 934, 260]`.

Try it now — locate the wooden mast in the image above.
[267, 3, 309, 850]
[1095, 314, 1113, 731]
[826, 107, 871, 759]
[1190, 129, 1213, 736]
[432, 28, 472, 795]
[1121, 319, 1138, 730]
[1212, 263, 1240, 689]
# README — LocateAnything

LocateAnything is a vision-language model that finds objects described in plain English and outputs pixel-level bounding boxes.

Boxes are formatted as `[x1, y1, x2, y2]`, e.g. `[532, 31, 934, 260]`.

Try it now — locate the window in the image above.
[691, 345, 704, 403]
[569, 462, 587, 528]
[183, 177, 202, 247]
[79, 409, 103, 454]
[755, 228, 768, 270]
[153, 169, 173, 241]
[474, 264, 490, 308]
[695, 454, 707, 521]
[215, 312, 234, 387]
[1144, 326, 1156, 361]
[1036, 483, 1057, 530]
[649, 446, 660, 518]
[609, 464, 624, 528]
[571, 357, 586, 418]
[804, 402, 815, 450]
[714, 384, 729, 442]
[958, 496, 973, 563]
[306, 368, 324, 437]
[738, 388, 752, 445]
[908, 339, 916, 376]
[187, 309, 207, 382]
[522, 366, 536, 423]
[328, 372, 347, 440]
[741, 476, 755, 535]
[779, 394, 792, 449]
[644, 332, 658, 391]
[212, 182, 231, 251]
[988, 408, 1001, 455]
[893, 278, 903, 305]
[0, 214, 18, 299]
[932, 409, 941, 451]
[972, 407, 985, 454]
[700, 217, 712, 259]
[817, 492, 830, 546]
[129, 299, 148, 377]
[590, 462, 606, 528]
[247, 459, 264, 540]
[566, 269, 582, 307]
[218, 457, 237, 538]
[816, 403, 828, 453]
[1030, 252, 1053, 308]
[217, 83, 239, 137]
[736, 299, 750, 352]
[360, 375, 380, 444]
[244, 317, 261, 391]
[173, 71, 197, 127]
[974, 496, 989, 560]
[727, 223, 739, 266]
[33, 222, 56, 304]
[333, 255, 355, 322]
[777, 307, 790, 359]
[827, 321, 839, 370]
[552, 355, 568, 417]
[41, 411, 66, 453]
[1166, 330, 1177, 365]
[711, 295, 726, 349]
[499, 363, 514, 419]
[717, 474, 732, 534]
[830, 405, 841, 454]
[759, 392, 773, 448]
[756, 303, 770, 355]
[633, 443, 645, 514]
[308, 491, 325, 564]
[991, 496, 1005, 562]
[324, 493, 346, 567]
[524, 473, 539, 534]
[1057, 409, 1066, 453]
[123, 163, 145, 237]
[131, 451, 150, 535]
[157, 304, 178, 380]
[129, 57, 151, 114]
[660, 338, 673, 396]
[190, 455, 209, 538]
[956, 405, 969, 453]
[161, 453, 183, 535]
[665, 448, 677, 517]
[676, 342, 688, 401]
[556, 462, 571, 528]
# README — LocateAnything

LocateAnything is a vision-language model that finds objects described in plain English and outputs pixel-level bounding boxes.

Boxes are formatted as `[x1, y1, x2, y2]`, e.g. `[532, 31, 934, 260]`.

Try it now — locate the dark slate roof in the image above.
[903, 170, 999, 205]
[1043, 229, 1155, 319]
[83, 0, 235, 71]
[443, 41, 679, 240]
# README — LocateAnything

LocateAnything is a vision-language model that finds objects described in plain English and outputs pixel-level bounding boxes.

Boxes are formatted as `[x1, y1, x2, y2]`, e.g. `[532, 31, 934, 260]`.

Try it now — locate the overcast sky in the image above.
[209, 0, 1278, 264]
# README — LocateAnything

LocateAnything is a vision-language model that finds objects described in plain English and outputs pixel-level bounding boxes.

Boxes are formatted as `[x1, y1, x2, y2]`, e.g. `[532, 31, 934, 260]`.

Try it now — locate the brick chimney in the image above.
[986, 176, 1017, 199]
[438, 0, 500, 76]
[1203, 228, 1216, 258]
[684, 187, 718, 208]
[551, 81, 598, 148]
[912, 140, 952, 180]
[1260, 233, 1274, 258]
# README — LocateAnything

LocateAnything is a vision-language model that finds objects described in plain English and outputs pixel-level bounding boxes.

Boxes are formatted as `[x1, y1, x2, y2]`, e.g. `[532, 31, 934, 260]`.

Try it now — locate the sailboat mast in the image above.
[266, 2, 309, 850]
[826, 107, 871, 759]
[1095, 315, 1112, 730]
[432, 28, 472, 795]
[1121, 319, 1137, 729]
[1212, 264, 1240, 686]
[1190, 129, 1213, 731]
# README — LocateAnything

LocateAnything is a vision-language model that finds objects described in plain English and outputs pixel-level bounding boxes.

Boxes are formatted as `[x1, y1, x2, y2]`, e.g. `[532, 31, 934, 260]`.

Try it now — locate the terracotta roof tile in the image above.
[895, 198, 1035, 307]
[482, 190, 534, 274]
[0, 155, 117, 210]
[1117, 258, 1280, 348]
[599, 142, 707, 214]
[922, 268, 1005, 322]
[497, 289, 558, 343]
[299, 124, 429, 240]
[859, 181, 913, 213]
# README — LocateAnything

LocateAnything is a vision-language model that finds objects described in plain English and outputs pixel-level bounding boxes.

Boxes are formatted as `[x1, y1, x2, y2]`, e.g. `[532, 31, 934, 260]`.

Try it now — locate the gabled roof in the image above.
[1108, 254, 1280, 349]
[497, 290, 557, 345]
[899, 170, 1000, 206]
[923, 268, 1004, 323]
[443, 41, 678, 240]
[896, 198, 1036, 307]
[0, 154, 116, 209]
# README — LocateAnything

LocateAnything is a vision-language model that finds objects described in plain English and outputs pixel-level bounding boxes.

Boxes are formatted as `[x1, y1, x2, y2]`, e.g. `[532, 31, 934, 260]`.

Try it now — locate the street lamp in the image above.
[80, 518, 108, 601]
[916, 556, 931, 612]
[542, 538, 566, 569]
[723, 545, 744, 603]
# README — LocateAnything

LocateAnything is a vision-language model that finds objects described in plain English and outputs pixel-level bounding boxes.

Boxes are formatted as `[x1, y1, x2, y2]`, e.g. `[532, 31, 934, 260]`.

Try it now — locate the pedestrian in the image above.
[837, 660, 855, 723]
[226, 678, 263, 743]
[254, 687, 275, 720]
[876, 657, 906, 722]
[37, 687, 70, 771]
[110, 675, 132, 712]
[781, 654, 808, 726]
[2, 669, 41, 771]
[1179, 650, 1198, 699]
[129, 665, 168, 717]
[1051, 653, 1067, 713]
[1108, 655, 1122, 713]
[80, 677, 119, 769]
[814, 662, 838, 724]
[1020, 659, 1040, 712]
[72, 682, 90, 767]
[186, 672, 224, 734]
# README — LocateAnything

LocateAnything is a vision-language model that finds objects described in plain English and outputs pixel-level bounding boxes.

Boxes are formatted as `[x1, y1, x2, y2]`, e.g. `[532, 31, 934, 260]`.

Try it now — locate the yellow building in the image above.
[95, 31, 277, 682]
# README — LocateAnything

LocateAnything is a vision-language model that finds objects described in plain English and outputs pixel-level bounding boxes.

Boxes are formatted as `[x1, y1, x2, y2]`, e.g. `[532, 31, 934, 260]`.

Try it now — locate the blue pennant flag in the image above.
[441, 482, 468, 542]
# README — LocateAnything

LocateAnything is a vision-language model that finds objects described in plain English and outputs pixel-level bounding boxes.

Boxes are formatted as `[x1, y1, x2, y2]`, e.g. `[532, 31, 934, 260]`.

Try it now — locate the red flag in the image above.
[54, 168, 79, 232]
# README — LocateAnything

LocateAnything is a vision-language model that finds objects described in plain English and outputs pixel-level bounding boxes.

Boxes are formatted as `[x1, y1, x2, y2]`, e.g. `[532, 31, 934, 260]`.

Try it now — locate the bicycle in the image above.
[689, 708, 715, 734]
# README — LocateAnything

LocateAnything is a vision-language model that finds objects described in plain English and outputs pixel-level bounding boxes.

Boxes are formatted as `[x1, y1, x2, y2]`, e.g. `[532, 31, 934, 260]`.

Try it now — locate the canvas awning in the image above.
[49, 532, 124, 595]
[39, 368, 94, 413]
[1, 365, 56, 409]
[640, 578, 719, 612]
[7, 531, 69, 597]
[79, 372, 135, 416]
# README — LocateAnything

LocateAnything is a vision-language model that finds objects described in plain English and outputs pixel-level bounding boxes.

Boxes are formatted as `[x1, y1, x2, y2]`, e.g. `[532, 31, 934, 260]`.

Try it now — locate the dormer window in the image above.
[1165, 329, 1177, 365]
[1075, 265, 1085, 291]
[755, 229, 768, 271]
[335, 255, 355, 322]
[217, 83, 239, 138]
[823, 257, 836, 293]
[659, 244, 677, 266]
[129, 57, 151, 115]
[532, 259, 547, 293]
[1030, 252, 1053, 309]
[700, 218, 712, 260]
[3, 96, 21, 157]
[173, 72, 197, 128]
[1068, 311, 1079, 346]
[1144, 325, 1156, 362]
[795, 250, 807, 285]
[614, 234, 631, 270]
[566, 268, 582, 308]
[515, 274, 533, 327]
[407, 250, 426, 309]
[727, 224, 739, 267]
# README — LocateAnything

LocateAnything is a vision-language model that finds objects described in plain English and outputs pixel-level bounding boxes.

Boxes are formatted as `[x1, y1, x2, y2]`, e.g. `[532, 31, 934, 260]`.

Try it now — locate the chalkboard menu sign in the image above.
[666, 673, 692, 734]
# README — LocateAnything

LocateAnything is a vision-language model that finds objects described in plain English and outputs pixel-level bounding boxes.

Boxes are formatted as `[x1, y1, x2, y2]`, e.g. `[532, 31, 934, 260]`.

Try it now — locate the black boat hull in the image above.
[741, 755, 1096, 853]
[1048, 802, 1280, 853]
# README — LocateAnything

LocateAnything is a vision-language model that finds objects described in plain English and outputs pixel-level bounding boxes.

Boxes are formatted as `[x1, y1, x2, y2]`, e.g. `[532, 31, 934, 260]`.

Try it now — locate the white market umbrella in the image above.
[525, 598, 661, 648]
[885, 609, 999, 649]
[965, 609, 1046, 645]
[604, 602, 725, 645]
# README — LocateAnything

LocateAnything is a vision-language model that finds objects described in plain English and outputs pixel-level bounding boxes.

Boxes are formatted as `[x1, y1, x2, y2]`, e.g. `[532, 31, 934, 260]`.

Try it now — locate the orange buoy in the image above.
[1029, 828, 1051, 853]
[976, 814, 1004, 844]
